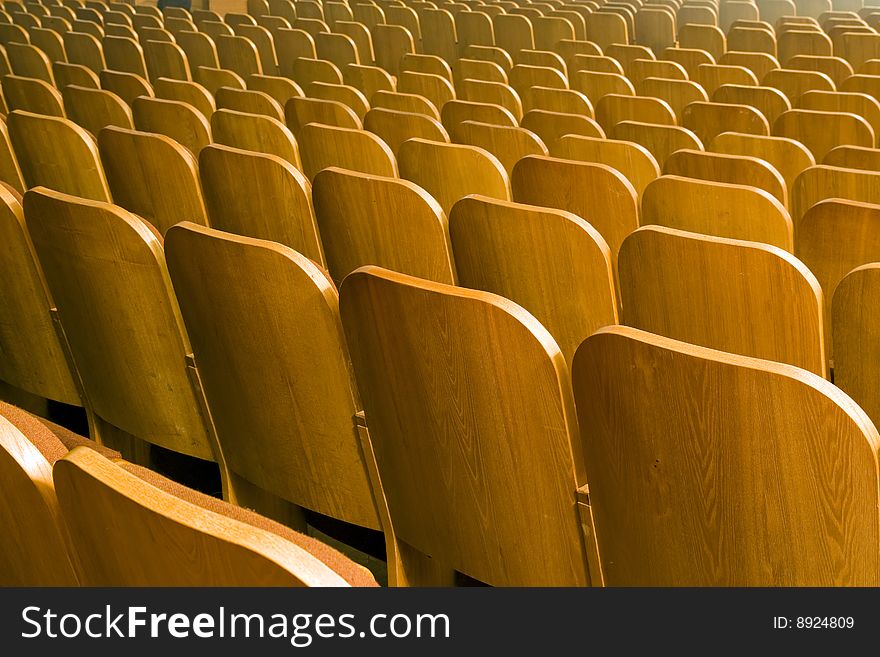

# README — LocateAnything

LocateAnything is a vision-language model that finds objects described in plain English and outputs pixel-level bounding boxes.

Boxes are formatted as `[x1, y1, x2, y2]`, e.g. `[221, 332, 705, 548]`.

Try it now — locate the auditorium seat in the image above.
[398, 138, 510, 215]
[198, 144, 324, 264]
[449, 195, 617, 362]
[154, 75, 216, 120]
[340, 266, 594, 586]
[0, 401, 118, 586]
[61, 83, 132, 136]
[618, 225, 826, 376]
[312, 167, 456, 285]
[55, 446, 378, 586]
[211, 107, 301, 168]
[0, 184, 81, 408]
[572, 325, 880, 585]
[641, 175, 793, 250]
[8, 110, 111, 201]
[511, 154, 639, 266]
[131, 95, 211, 154]
[298, 122, 397, 178]
[98, 126, 208, 233]
[24, 188, 225, 471]
[551, 134, 659, 199]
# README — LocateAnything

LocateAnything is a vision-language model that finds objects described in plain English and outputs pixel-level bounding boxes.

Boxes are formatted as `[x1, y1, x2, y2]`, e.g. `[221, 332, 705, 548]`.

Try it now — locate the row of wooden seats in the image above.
[7, 184, 880, 585]
[1, 0, 880, 584]
[0, 399, 377, 586]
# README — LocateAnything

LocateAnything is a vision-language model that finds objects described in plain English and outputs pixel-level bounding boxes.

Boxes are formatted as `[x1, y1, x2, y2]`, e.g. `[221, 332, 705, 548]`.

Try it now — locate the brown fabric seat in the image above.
[115, 459, 379, 587]
[0, 400, 120, 464]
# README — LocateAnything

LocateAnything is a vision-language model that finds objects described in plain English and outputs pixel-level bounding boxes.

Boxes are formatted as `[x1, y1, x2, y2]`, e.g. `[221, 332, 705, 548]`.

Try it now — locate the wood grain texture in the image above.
[440, 99, 517, 136]
[24, 188, 219, 462]
[663, 148, 788, 206]
[774, 108, 874, 161]
[164, 222, 382, 531]
[792, 164, 880, 229]
[399, 70, 456, 112]
[103, 35, 148, 78]
[512, 154, 639, 267]
[298, 122, 396, 179]
[398, 138, 510, 216]
[62, 84, 133, 137]
[696, 63, 759, 96]
[618, 225, 826, 376]
[449, 195, 617, 364]
[131, 95, 212, 154]
[8, 110, 111, 201]
[7, 41, 53, 84]
[521, 85, 593, 117]
[0, 184, 80, 405]
[681, 100, 770, 145]
[0, 114, 25, 193]
[572, 70, 635, 104]
[372, 90, 440, 120]
[364, 107, 449, 156]
[198, 144, 324, 264]
[54, 62, 101, 92]
[305, 81, 369, 120]
[595, 93, 676, 133]
[312, 167, 456, 285]
[284, 95, 361, 135]
[520, 108, 605, 148]
[246, 73, 303, 108]
[0, 414, 79, 585]
[55, 447, 357, 586]
[551, 133, 659, 200]
[642, 175, 794, 251]
[823, 144, 880, 170]
[194, 65, 246, 94]
[63, 30, 105, 73]
[611, 120, 703, 168]
[154, 77, 216, 121]
[144, 39, 191, 83]
[99, 69, 153, 107]
[210, 108, 301, 169]
[798, 199, 880, 352]
[799, 89, 880, 147]
[637, 77, 707, 120]
[710, 131, 815, 198]
[2, 73, 65, 116]
[712, 83, 791, 126]
[98, 126, 208, 233]
[453, 120, 546, 177]
[216, 85, 283, 120]
[339, 266, 590, 586]
[572, 325, 880, 585]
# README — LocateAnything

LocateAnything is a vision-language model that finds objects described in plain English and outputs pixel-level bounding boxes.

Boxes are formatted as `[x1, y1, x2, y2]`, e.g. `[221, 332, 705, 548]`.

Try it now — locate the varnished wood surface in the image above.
[642, 175, 794, 251]
[198, 144, 324, 264]
[511, 154, 638, 268]
[450, 195, 617, 364]
[0, 414, 79, 585]
[618, 225, 826, 376]
[0, 184, 80, 405]
[164, 223, 382, 531]
[572, 325, 880, 585]
[8, 110, 111, 201]
[398, 138, 510, 216]
[24, 188, 219, 462]
[55, 447, 356, 586]
[312, 167, 456, 285]
[98, 126, 209, 234]
[339, 266, 590, 586]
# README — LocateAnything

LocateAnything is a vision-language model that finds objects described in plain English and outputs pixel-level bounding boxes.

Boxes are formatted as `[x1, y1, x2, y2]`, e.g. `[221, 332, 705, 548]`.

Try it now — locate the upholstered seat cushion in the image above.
[0, 400, 121, 464]
[116, 460, 379, 587]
